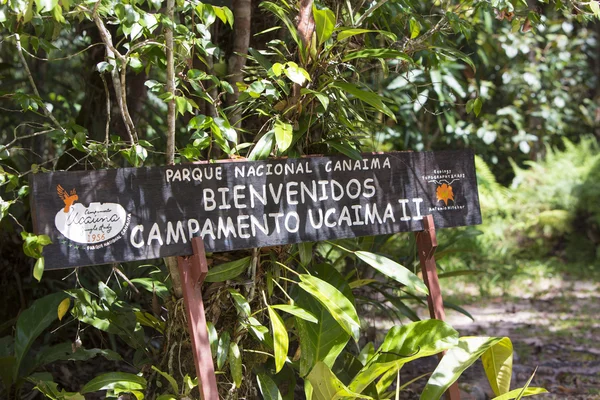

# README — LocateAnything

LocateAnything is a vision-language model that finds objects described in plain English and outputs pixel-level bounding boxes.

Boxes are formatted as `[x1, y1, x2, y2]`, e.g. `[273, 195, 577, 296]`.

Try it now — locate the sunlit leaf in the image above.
[482, 337, 513, 396]
[205, 256, 251, 282]
[272, 304, 317, 324]
[274, 119, 293, 152]
[421, 336, 505, 400]
[313, 5, 335, 45]
[298, 274, 360, 342]
[491, 387, 547, 400]
[308, 361, 374, 400]
[332, 82, 396, 120]
[267, 306, 288, 373]
[229, 342, 242, 387]
[82, 372, 146, 393]
[354, 251, 428, 294]
[256, 372, 283, 400]
[57, 298, 70, 321]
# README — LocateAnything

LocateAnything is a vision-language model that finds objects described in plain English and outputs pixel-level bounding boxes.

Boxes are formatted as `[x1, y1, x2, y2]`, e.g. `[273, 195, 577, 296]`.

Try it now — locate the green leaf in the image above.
[515, 367, 539, 400]
[229, 342, 242, 387]
[175, 96, 189, 116]
[30, 378, 85, 400]
[332, 82, 396, 121]
[82, 372, 146, 394]
[284, 62, 310, 85]
[420, 336, 505, 400]
[298, 274, 360, 342]
[228, 289, 250, 317]
[343, 49, 411, 63]
[256, 372, 283, 400]
[349, 320, 458, 394]
[217, 331, 231, 370]
[34, 0, 58, 13]
[248, 130, 274, 161]
[336, 28, 396, 42]
[298, 242, 313, 267]
[301, 88, 329, 110]
[14, 292, 67, 379]
[590, 1, 600, 18]
[313, 5, 335, 46]
[272, 304, 318, 324]
[307, 361, 374, 400]
[57, 298, 70, 321]
[0, 357, 15, 388]
[295, 264, 352, 376]
[207, 322, 218, 355]
[213, 5, 234, 27]
[267, 306, 288, 373]
[205, 256, 251, 282]
[354, 251, 429, 295]
[33, 257, 44, 282]
[491, 387, 547, 400]
[409, 17, 421, 39]
[327, 141, 362, 160]
[482, 337, 513, 396]
[151, 366, 179, 394]
[474, 97, 483, 117]
[274, 119, 293, 152]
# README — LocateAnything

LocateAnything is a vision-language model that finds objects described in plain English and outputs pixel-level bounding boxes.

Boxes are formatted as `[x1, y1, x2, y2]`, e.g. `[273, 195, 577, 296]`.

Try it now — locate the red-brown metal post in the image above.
[415, 215, 461, 400]
[177, 237, 218, 400]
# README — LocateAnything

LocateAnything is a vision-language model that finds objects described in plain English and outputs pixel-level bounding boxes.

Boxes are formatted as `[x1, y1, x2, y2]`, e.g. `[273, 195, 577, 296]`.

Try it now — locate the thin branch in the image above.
[112, 264, 140, 294]
[15, 34, 66, 134]
[5, 128, 56, 149]
[92, 1, 138, 143]
[355, 0, 388, 27]
[99, 73, 111, 145]
[165, 0, 176, 165]
[20, 42, 104, 61]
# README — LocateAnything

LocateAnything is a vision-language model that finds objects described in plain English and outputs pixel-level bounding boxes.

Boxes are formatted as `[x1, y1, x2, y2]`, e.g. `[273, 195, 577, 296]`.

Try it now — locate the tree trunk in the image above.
[227, 0, 252, 131]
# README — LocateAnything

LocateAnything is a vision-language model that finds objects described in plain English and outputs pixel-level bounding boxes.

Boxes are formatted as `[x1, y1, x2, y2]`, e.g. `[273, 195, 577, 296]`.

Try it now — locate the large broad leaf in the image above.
[267, 306, 289, 373]
[33, 342, 121, 373]
[349, 320, 458, 394]
[354, 251, 428, 295]
[274, 119, 293, 152]
[294, 264, 353, 377]
[342, 49, 411, 63]
[327, 141, 362, 160]
[482, 337, 513, 396]
[82, 372, 146, 393]
[313, 5, 335, 46]
[14, 292, 68, 379]
[336, 28, 396, 42]
[256, 372, 283, 400]
[248, 130, 274, 160]
[30, 378, 84, 400]
[307, 362, 373, 400]
[332, 82, 396, 121]
[205, 256, 251, 282]
[229, 342, 242, 388]
[420, 336, 505, 400]
[492, 387, 548, 400]
[298, 274, 360, 342]
[272, 304, 317, 324]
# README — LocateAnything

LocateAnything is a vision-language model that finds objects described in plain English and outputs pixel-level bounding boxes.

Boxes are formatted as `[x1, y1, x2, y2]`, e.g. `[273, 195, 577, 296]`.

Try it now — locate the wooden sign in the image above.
[30, 150, 481, 269]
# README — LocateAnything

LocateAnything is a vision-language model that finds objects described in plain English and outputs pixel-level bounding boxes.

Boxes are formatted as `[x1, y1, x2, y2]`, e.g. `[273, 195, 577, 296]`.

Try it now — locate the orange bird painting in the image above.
[436, 183, 454, 206]
[57, 184, 78, 213]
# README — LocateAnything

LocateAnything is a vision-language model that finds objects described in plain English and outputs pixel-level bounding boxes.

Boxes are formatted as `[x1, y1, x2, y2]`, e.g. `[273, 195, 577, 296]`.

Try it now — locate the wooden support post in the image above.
[415, 215, 461, 400]
[177, 237, 218, 400]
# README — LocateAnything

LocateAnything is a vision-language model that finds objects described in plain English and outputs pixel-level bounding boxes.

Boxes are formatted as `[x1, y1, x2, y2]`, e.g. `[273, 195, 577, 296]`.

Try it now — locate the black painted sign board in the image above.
[30, 150, 481, 269]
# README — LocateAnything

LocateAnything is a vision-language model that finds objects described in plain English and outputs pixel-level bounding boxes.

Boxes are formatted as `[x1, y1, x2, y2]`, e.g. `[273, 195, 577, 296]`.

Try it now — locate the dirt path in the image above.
[388, 273, 600, 399]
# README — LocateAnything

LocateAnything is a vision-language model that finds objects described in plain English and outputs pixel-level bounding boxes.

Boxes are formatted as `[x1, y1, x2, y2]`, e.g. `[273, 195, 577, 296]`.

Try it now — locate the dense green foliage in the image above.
[0, 0, 599, 399]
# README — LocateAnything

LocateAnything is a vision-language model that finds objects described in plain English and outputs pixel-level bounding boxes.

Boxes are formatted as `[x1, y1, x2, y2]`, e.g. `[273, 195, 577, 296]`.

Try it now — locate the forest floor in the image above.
[386, 267, 600, 399]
